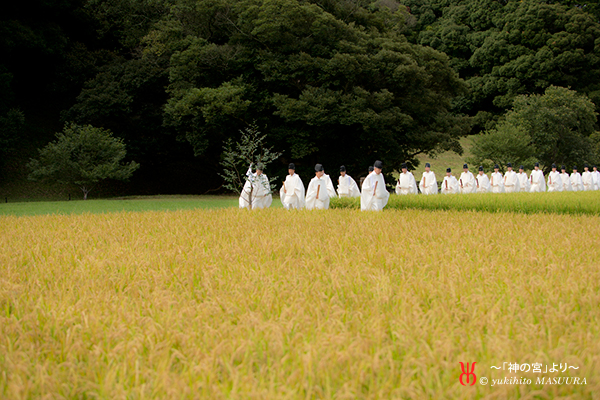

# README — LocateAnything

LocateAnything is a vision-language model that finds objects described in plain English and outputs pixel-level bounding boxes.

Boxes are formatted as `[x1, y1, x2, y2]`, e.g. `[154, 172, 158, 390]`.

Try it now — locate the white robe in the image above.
[592, 170, 600, 190]
[280, 173, 305, 209]
[361, 172, 389, 211]
[570, 172, 584, 191]
[547, 171, 563, 192]
[475, 173, 491, 193]
[459, 171, 477, 194]
[440, 175, 459, 194]
[305, 176, 330, 210]
[529, 169, 546, 192]
[239, 171, 273, 209]
[322, 174, 338, 199]
[503, 170, 520, 193]
[395, 171, 417, 195]
[560, 172, 572, 191]
[582, 171, 594, 191]
[419, 171, 438, 195]
[337, 174, 361, 197]
[490, 172, 504, 193]
[517, 172, 530, 192]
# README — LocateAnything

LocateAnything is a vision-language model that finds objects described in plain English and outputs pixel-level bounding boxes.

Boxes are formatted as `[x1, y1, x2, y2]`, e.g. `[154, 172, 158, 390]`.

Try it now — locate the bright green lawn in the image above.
[0, 195, 283, 217]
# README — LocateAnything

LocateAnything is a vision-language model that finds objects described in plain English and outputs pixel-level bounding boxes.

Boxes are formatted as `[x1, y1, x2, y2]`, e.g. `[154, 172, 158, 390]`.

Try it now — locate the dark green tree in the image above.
[28, 123, 139, 199]
[470, 86, 599, 173]
[406, 0, 600, 129]
[157, 0, 470, 183]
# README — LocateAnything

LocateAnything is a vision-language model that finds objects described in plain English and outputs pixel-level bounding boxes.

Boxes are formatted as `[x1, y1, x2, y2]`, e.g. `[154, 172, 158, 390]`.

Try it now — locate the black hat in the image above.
[463, 164, 468, 169]
[494, 164, 499, 169]
[584, 164, 589, 169]
[368, 166, 374, 172]
[340, 165, 346, 172]
[315, 163, 324, 172]
[534, 162, 539, 167]
[551, 163, 556, 169]
[446, 168, 451, 173]
[374, 160, 383, 169]
[573, 166, 578, 170]
[478, 166, 483, 171]
[519, 165, 524, 170]
[506, 162, 512, 168]
[425, 162, 431, 168]
[288, 163, 295, 170]
[561, 165, 566, 170]
[401, 163, 408, 170]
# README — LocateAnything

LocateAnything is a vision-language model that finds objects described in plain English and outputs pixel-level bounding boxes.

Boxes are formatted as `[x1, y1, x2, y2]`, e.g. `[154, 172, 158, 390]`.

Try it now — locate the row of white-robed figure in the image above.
[428, 163, 600, 195]
[239, 162, 383, 210]
[240, 161, 600, 211]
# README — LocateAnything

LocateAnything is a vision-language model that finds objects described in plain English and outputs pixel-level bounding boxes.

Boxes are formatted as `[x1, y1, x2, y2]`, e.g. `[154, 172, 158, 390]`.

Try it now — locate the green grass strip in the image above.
[330, 191, 600, 215]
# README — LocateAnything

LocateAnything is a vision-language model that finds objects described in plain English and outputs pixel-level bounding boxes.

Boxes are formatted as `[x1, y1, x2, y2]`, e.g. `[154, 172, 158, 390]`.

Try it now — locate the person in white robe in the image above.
[337, 165, 361, 198]
[239, 164, 273, 209]
[419, 162, 438, 195]
[395, 163, 417, 195]
[592, 166, 600, 190]
[441, 168, 459, 194]
[475, 166, 491, 193]
[490, 165, 504, 193]
[503, 163, 520, 193]
[305, 164, 330, 210]
[361, 160, 389, 211]
[459, 164, 477, 194]
[517, 165, 530, 192]
[321, 169, 338, 199]
[560, 166, 572, 191]
[570, 166, 584, 191]
[280, 163, 305, 209]
[529, 162, 546, 192]
[582, 165, 594, 191]
[546, 164, 562, 192]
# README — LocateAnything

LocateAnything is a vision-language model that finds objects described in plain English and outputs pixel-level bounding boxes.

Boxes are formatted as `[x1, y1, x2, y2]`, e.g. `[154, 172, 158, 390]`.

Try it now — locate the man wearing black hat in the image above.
[361, 160, 389, 210]
[582, 165, 593, 191]
[337, 166, 361, 198]
[441, 168, 459, 194]
[475, 166, 491, 193]
[458, 164, 476, 194]
[570, 166, 583, 191]
[503, 163, 520, 193]
[517, 165, 530, 192]
[547, 164, 563, 192]
[491, 164, 504, 193]
[530, 162, 546, 192]
[592, 166, 600, 190]
[305, 164, 330, 210]
[280, 163, 306, 209]
[559, 166, 572, 191]
[419, 162, 438, 195]
[395, 163, 417, 195]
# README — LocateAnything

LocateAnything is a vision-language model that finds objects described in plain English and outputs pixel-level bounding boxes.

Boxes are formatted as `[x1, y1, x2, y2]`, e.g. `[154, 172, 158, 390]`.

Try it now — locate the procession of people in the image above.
[240, 160, 600, 211]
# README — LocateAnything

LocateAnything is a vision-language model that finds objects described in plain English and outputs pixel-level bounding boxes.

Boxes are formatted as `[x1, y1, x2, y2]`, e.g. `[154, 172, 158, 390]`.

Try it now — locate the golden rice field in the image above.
[1, 207, 600, 399]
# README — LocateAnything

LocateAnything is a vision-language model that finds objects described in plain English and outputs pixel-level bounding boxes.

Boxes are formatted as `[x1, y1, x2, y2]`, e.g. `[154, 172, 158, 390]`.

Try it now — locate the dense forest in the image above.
[2, 0, 600, 198]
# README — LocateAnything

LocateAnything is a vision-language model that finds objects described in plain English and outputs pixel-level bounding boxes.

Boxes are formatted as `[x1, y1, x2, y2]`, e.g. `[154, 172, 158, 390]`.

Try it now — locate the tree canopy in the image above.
[2, 0, 600, 195]
[470, 86, 599, 173]
[28, 123, 139, 199]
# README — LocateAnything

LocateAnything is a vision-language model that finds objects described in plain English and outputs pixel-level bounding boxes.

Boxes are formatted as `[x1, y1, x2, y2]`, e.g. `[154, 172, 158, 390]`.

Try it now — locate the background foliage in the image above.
[2, 0, 600, 197]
